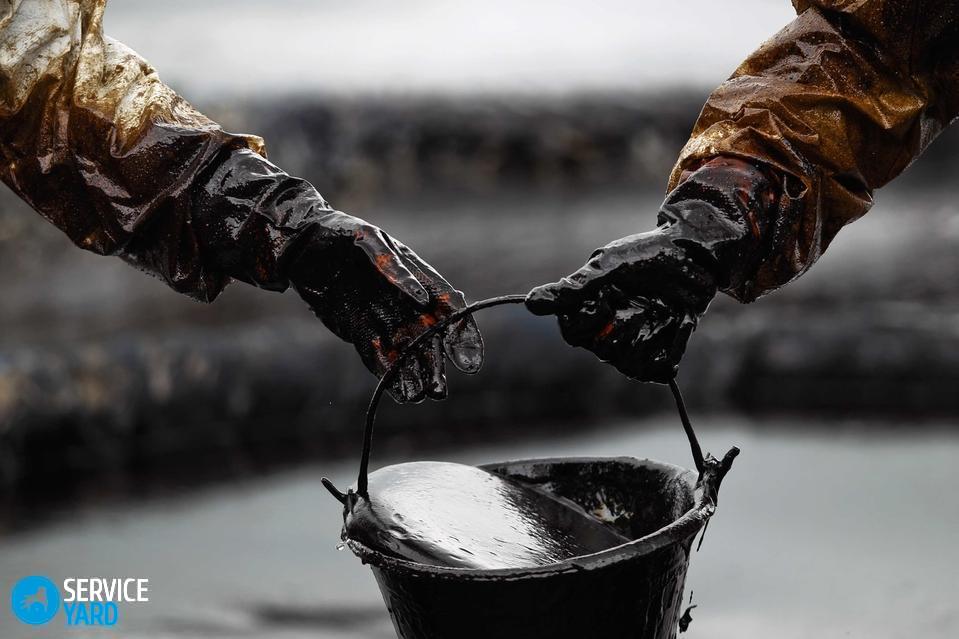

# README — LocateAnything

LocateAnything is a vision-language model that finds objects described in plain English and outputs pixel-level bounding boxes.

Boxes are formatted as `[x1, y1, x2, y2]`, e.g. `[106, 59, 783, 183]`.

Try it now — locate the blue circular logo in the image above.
[11, 576, 60, 625]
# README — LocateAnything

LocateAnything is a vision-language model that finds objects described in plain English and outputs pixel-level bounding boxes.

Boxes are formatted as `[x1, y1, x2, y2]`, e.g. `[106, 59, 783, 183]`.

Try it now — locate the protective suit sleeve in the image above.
[669, 0, 959, 301]
[0, 1, 486, 402]
[0, 0, 266, 301]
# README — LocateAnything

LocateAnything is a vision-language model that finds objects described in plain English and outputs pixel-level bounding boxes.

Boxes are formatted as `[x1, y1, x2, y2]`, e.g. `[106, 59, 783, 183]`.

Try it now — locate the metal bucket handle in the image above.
[322, 293, 738, 506]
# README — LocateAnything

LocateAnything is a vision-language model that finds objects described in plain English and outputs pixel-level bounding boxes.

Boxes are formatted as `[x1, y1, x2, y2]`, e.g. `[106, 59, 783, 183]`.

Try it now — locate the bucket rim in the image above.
[344, 455, 711, 581]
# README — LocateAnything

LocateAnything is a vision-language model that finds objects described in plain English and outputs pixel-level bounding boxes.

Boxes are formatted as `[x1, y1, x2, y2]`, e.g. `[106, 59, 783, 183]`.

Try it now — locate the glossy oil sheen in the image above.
[347, 457, 703, 639]
[345, 461, 631, 569]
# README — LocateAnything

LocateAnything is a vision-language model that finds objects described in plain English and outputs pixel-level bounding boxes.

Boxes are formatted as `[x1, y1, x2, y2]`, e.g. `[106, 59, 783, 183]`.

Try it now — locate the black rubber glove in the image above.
[196, 149, 483, 403]
[526, 157, 775, 383]
[288, 217, 484, 403]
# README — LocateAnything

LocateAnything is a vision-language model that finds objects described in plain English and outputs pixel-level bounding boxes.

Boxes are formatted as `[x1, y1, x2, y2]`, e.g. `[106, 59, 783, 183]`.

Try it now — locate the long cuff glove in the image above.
[526, 157, 776, 383]
[195, 149, 483, 403]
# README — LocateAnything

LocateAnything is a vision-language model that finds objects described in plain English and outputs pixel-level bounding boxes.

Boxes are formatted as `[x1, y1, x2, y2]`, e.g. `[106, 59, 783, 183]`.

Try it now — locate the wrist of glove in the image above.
[526, 156, 775, 383]
[196, 149, 483, 403]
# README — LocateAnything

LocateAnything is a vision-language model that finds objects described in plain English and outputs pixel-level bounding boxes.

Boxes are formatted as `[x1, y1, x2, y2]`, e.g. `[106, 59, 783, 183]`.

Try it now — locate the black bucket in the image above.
[323, 295, 738, 639]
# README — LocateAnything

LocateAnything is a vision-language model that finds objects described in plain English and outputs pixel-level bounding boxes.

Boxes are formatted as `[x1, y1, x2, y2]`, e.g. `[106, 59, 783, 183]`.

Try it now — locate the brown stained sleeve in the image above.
[669, 0, 959, 301]
[0, 0, 266, 301]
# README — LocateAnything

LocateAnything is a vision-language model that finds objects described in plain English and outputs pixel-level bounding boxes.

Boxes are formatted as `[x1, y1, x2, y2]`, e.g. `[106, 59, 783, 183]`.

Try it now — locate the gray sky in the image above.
[104, 0, 796, 97]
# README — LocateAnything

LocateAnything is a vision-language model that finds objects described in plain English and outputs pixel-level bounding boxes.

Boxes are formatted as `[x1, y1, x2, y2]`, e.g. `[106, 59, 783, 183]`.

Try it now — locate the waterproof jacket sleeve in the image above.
[669, 0, 959, 301]
[0, 0, 272, 301]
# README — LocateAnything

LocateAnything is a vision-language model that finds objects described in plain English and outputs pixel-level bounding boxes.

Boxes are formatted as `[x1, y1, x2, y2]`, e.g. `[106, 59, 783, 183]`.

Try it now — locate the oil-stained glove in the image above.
[196, 149, 483, 403]
[289, 218, 484, 403]
[526, 157, 775, 383]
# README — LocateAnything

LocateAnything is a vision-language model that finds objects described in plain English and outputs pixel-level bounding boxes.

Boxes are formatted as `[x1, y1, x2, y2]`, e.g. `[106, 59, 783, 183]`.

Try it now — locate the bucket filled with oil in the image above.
[322, 295, 738, 639]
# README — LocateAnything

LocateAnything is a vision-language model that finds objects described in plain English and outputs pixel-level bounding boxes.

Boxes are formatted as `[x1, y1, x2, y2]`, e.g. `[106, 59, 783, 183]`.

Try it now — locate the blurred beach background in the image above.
[1, 2, 957, 637]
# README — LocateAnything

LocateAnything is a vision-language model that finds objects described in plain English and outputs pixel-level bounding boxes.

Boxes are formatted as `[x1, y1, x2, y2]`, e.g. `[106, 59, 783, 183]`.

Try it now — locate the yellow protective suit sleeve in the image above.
[670, 0, 959, 301]
[0, 0, 266, 300]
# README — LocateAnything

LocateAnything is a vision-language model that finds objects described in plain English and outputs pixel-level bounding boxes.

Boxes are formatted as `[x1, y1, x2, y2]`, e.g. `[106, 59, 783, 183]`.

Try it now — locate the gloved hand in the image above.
[196, 149, 483, 403]
[288, 213, 483, 403]
[526, 157, 776, 383]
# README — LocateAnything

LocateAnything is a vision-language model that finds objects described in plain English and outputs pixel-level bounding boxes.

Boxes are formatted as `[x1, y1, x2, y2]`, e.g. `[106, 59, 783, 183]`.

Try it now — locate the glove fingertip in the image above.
[449, 344, 484, 374]
[525, 283, 563, 315]
[446, 321, 484, 374]
[427, 380, 448, 400]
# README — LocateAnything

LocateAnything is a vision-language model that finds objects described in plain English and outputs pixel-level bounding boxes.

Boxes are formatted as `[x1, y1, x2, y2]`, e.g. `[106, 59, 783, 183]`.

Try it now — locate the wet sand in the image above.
[1, 418, 956, 638]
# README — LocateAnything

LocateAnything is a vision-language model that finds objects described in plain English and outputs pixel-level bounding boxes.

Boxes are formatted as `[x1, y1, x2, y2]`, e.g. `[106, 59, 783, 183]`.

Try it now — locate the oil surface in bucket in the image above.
[345, 461, 631, 570]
